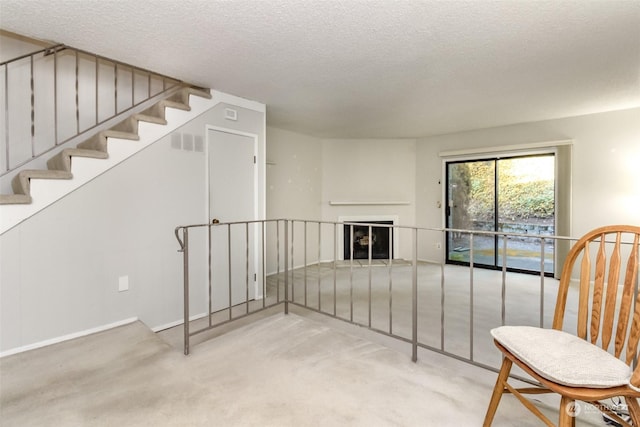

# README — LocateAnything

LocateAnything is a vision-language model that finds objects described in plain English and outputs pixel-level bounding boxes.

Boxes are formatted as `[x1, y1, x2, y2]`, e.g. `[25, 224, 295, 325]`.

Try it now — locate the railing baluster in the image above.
[304, 220, 307, 306]
[412, 227, 418, 362]
[333, 223, 337, 316]
[246, 222, 249, 315]
[440, 232, 445, 352]
[502, 235, 507, 326]
[540, 237, 546, 328]
[368, 224, 372, 328]
[95, 55, 98, 125]
[388, 225, 393, 335]
[114, 62, 118, 115]
[75, 51, 79, 134]
[4, 63, 9, 172]
[469, 232, 475, 362]
[262, 221, 266, 309]
[53, 48, 58, 145]
[318, 222, 322, 312]
[284, 220, 289, 314]
[349, 224, 354, 323]
[291, 221, 295, 303]
[276, 220, 280, 303]
[227, 223, 232, 320]
[30, 54, 35, 157]
[208, 223, 212, 327]
[182, 227, 190, 356]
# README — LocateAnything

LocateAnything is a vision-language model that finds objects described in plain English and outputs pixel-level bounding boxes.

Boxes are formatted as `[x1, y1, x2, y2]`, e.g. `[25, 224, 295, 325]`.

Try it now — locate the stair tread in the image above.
[62, 148, 109, 159]
[134, 113, 167, 125]
[102, 130, 140, 140]
[48, 148, 108, 172]
[0, 194, 32, 205]
[19, 169, 73, 180]
[161, 99, 191, 111]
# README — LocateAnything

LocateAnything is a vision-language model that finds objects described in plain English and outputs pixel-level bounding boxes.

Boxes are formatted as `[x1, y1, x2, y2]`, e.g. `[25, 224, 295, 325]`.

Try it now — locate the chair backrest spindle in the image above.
[622, 234, 639, 364]
[577, 242, 591, 339]
[553, 226, 640, 368]
[590, 235, 606, 344]
[602, 233, 622, 352]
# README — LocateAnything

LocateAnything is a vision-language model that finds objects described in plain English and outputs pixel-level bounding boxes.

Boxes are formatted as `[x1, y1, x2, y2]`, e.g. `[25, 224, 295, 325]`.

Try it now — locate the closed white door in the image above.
[207, 128, 257, 310]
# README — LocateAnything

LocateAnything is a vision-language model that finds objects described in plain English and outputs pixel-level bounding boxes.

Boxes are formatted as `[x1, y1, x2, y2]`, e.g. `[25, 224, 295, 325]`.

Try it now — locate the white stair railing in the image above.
[1, 43, 183, 176]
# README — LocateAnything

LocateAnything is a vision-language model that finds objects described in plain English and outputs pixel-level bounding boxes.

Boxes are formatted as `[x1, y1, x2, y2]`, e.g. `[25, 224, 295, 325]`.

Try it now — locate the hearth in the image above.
[344, 221, 393, 260]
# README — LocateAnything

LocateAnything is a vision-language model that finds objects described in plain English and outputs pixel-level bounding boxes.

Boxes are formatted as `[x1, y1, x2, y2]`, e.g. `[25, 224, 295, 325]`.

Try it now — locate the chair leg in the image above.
[558, 396, 576, 427]
[626, 397, 640, 426]
[483, 357, 513, 427]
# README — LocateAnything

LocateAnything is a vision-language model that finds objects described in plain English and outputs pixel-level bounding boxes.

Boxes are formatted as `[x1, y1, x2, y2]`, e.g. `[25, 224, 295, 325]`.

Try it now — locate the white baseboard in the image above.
[0, 317, 138, 358]
[151, 312, 207, 332]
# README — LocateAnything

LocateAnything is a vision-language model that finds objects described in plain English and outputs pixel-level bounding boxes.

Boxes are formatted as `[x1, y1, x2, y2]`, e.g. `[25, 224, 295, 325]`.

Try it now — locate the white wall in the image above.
[265, 127, 323, 273]
[265, 134, 418, 265]
[266, 127, 323, 221]
[266, 109, 639, 265]
[3, 88, 636, 354]
[415, 107, 640, 260]
[321, 138, 417, 260]
[0, 99, 265, 354]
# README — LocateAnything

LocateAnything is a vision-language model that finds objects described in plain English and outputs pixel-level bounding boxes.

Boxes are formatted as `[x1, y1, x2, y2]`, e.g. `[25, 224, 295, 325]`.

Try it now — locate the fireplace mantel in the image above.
[329, 201, 410, 206]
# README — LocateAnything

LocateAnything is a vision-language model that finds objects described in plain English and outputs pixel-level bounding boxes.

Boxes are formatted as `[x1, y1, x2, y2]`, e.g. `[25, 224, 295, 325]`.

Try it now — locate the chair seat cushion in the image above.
[491, 326, 632, 388]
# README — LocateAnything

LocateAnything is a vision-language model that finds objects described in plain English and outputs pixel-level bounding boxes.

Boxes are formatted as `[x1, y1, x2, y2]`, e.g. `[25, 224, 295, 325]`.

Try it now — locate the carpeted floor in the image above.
[0, 311, 605, 426]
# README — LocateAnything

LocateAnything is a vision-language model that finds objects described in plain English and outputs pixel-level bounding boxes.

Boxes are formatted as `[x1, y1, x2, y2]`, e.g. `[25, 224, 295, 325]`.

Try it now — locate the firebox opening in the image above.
[344, 221, 394, 260]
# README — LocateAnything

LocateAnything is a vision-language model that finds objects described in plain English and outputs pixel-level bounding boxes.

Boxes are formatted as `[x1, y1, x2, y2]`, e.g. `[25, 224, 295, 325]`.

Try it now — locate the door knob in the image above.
[212, 218, 220, 224]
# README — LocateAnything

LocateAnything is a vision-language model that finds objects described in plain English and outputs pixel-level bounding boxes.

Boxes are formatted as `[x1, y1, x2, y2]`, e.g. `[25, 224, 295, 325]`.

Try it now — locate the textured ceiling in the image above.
[1, 0, 639, 138]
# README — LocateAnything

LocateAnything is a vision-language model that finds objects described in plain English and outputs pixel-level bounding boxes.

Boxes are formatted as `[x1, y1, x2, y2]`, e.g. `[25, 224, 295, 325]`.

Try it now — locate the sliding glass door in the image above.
[446, 154, 555, 275]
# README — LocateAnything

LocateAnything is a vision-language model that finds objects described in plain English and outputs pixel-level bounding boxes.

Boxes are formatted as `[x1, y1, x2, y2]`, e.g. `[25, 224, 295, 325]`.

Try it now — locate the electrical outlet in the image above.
[436, 242, 442, 249]
[118, 276, 129, 292]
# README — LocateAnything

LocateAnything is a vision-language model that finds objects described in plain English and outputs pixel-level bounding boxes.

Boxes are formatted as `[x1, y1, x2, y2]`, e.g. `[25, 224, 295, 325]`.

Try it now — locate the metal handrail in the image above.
[175, 219, 638, 384]
[0, 44, 65, 66]
[174, 220, 561, 356]
[1, 43, 185, 176]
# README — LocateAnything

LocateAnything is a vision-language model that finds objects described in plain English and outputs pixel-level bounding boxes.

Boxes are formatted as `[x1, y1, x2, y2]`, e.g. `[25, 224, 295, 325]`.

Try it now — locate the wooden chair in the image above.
[483, 225, 640, 427]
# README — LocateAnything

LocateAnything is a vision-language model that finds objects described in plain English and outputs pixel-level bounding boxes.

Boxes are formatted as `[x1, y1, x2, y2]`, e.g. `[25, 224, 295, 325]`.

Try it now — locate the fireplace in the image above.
[343, 221, 394, 260]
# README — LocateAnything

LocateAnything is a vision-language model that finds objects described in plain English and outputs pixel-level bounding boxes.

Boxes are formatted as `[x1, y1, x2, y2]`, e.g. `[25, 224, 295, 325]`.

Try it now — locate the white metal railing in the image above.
[1, 44, 183, 175]
[174, 219, 637, 379]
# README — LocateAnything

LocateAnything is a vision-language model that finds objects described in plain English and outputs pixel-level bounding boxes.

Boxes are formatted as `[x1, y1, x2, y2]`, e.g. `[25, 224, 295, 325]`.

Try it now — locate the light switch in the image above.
[118, 276, 129, 292]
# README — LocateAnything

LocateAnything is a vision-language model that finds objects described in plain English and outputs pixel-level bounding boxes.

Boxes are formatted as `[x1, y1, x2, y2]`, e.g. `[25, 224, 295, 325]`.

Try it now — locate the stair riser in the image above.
[47, 152, 70, 172]
[110, 117, 138, 134]
[77, 135, 107, 152]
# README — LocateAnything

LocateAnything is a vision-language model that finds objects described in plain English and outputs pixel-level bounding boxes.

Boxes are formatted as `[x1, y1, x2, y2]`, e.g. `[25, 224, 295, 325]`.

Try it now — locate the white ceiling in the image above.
[1, 0, 639, 138]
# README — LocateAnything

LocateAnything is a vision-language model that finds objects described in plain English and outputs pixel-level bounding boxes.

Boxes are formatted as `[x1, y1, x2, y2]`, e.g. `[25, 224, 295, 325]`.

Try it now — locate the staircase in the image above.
[0, 34, 218, 234]
[0, 31, 221, 235]
[0, 86, 211, 205]
[0, 86, 217, 234]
